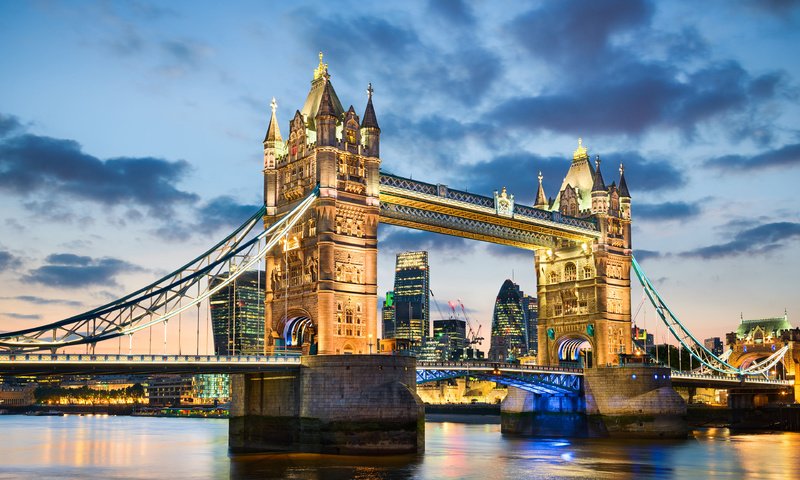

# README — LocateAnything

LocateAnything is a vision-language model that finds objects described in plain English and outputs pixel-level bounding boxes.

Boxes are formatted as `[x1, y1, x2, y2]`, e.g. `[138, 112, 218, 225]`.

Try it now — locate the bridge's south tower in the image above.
[535, 140, 633, 367]
[262, 55, 380, 355]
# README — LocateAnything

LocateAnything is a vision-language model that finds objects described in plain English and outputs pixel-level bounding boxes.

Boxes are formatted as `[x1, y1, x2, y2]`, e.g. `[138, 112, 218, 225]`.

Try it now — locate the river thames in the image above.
[2, 415, 798, 479]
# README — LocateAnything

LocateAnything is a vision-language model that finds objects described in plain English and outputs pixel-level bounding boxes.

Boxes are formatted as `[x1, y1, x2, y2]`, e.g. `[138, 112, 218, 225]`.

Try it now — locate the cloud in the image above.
[634, 201, 701, 222]
[704, 143, 800, 172]
[23, 253, 144, 288]
[428, 0, 475, 26]
[0, 113, 23, 138]
[681, 221, 800, 259]
[493, 61, 782, 138]
[0, 295, 83, 307]
[292, 9, 502, 107]
[485, 244, 536, 262]
[498, 2, 787, 140]
[508, 0, 653, 69]
[379, 225, 475, 255]
[2, 312, 41, 320]
[633, 249, 663, 262]
[0, 124, 198, 211]
[460, 149, 684, 205]
[160, 39, 211, 68]
[153, 196, 260, 241]
[0, 250, 21, 271]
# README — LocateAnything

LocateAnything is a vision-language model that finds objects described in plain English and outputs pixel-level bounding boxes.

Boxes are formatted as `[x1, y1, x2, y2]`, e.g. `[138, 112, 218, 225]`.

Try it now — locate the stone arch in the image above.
[555, 334, 593, 368]
[277, 308, 316, 351]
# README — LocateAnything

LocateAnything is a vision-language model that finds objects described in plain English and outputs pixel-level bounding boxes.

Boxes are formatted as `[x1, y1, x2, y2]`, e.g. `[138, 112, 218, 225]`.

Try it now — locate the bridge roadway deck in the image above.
[0, 353, 301, 375]
[416, 361, 791, 389]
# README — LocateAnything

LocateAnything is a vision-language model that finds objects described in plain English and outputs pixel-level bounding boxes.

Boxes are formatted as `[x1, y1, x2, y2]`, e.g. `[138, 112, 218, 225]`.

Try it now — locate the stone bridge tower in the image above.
[262, 54, 381, 355]
[535, 140, 633, 367]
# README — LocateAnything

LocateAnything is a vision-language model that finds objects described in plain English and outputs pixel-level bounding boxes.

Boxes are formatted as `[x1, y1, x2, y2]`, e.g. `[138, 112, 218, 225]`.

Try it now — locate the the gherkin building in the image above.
[488, 279, 528, 362]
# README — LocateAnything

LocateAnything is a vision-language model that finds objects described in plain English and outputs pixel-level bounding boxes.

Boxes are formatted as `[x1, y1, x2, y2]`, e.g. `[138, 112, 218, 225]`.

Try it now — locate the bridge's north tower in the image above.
[534, 140, 633, 367]
[262, 54, 380, 355]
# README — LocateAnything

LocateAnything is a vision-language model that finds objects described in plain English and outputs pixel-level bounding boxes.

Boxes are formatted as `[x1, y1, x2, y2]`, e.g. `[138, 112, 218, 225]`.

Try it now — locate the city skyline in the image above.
[1, 1, 799, 351]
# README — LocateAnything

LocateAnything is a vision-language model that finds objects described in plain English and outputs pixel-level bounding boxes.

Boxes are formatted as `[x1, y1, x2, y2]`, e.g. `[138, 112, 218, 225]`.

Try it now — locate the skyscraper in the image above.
[392, 251, 429, 348]
[488, 279, 528, 362]
[210, 270, 265, 355]
[521, 294, 539, 356]
[433, 317, 467, 360]
[382, 291, 395, 339]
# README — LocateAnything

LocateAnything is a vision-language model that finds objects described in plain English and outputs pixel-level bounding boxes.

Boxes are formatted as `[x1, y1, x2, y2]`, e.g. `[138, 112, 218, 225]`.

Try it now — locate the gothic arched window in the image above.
[564, 263, 577, 281]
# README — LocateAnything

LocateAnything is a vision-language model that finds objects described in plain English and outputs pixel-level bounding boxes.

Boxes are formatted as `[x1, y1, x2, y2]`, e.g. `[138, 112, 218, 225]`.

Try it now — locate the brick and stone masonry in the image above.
[229, 354, 424, 454]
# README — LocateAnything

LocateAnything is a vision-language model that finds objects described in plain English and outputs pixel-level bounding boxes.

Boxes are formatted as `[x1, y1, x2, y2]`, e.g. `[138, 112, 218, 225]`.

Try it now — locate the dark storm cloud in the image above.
[1, 295, 83, 307]
[428, 0, 475, 26]
[704, 143, 800, 172]
[0, 128, 198, 209]
[23, 254, 144, 288]
[634, 201, 701, 222]
[633, 249, 662, 262]
[681, 222, 800, 259]
[0, 250, 21, 271]
[378, 225, 475, 255]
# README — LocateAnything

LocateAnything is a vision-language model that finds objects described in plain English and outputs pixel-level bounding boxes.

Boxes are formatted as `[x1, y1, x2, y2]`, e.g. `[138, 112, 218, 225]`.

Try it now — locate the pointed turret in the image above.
[361, 83, 380, 130]
[263, 97, 283, 171]
[619, 162, 631, 220]
[618, 162, 631, 198]
[535, 171, 548, 209]
[591, 155, 606, 192]
[264, 97, 283, 144]
[590, 155, 609, 215]
[316, 77, 338, 147]
[361, 83, 381, 157]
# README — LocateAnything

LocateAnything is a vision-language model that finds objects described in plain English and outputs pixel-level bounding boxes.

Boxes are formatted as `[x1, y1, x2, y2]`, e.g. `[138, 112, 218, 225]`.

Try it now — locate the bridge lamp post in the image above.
[368, 334, 373, 354]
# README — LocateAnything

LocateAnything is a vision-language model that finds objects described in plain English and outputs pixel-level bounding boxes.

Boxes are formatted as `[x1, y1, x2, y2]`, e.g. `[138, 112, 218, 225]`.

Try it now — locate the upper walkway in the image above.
[378, 173, 599, 249]
[0, 353, 301, 375]
[416, 361, 792, 390]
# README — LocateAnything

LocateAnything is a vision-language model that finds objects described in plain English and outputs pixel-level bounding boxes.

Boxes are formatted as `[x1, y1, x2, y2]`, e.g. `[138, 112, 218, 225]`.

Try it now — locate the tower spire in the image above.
[313, 51, 328, 80]
[264, 97, 283, 144]
[591, 155, 606, 192]
[361, 82, 380, 130]
[573, 137, 588, 162]
[534, 171, 548, 208]
[618, 162, 631, 198]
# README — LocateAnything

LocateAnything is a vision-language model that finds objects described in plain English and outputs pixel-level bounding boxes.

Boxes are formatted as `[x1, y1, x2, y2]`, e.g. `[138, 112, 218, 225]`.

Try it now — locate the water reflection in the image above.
[1, 416, 798, 479]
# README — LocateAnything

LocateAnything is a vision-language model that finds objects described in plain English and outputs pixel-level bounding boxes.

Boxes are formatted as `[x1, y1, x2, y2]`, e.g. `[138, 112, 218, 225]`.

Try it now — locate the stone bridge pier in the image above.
[501, 366, 687, 438]
[229, 355, 424, 454]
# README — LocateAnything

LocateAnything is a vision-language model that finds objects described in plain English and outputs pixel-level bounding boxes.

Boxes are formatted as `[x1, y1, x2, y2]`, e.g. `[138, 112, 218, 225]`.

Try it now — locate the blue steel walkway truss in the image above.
[417, 362, 582, 395]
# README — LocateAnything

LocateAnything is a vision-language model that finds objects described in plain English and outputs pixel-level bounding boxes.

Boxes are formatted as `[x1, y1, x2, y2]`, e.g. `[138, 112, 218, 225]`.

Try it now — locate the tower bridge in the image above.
[1, 54, 795, 452]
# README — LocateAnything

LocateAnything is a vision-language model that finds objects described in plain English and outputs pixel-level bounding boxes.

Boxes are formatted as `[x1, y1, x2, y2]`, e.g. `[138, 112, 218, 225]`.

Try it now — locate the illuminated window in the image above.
[564, 263, 577, 281]
[583, 266, 593, 280]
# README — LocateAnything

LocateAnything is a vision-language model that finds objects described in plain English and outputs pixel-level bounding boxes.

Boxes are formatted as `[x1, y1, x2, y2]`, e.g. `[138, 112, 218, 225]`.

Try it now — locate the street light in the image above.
[368, 333, 373, 354]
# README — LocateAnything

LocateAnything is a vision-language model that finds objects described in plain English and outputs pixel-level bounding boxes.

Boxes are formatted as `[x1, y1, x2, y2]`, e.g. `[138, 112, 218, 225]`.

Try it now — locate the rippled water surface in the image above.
[2, 415, 799, 479]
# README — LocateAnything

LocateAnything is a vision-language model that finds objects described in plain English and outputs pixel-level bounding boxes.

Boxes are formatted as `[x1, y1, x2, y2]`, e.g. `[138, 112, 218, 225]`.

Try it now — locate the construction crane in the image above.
[454, 299, 483, 347]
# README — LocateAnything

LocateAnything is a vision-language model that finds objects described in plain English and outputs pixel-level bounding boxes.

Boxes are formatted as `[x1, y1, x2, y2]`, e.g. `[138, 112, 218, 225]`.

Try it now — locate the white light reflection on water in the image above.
[2, 416, 799, 479]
